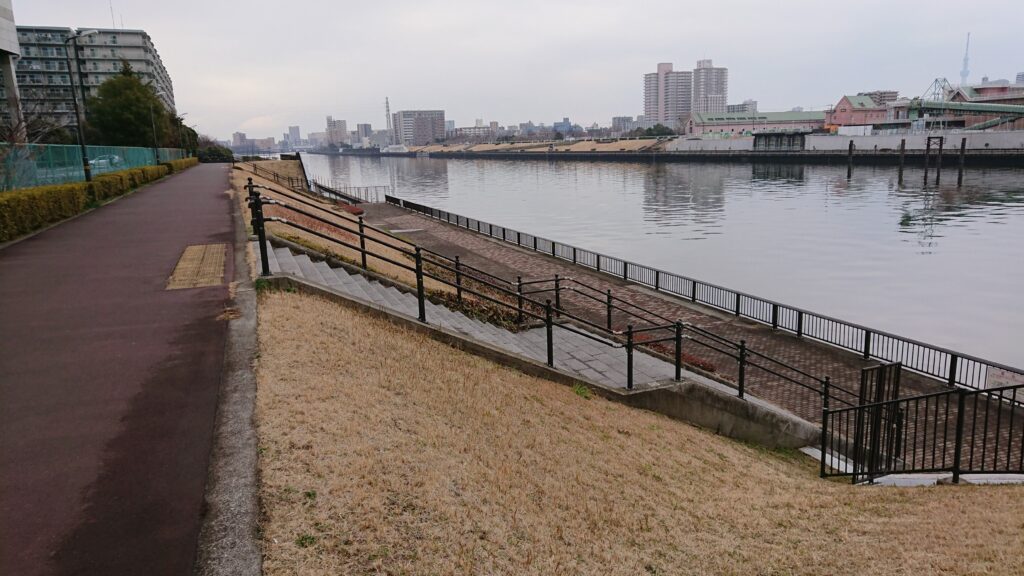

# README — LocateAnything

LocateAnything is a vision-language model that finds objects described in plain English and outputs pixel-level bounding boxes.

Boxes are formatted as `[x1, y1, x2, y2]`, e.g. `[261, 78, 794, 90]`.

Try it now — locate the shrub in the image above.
[0, 182, 90, 242]
[0, 164, 173, 242]
[161, 157, 199, 173]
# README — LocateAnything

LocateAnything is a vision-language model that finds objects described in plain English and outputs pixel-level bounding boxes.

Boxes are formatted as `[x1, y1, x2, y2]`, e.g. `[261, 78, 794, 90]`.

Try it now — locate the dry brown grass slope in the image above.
[256, 290, 1024, 576]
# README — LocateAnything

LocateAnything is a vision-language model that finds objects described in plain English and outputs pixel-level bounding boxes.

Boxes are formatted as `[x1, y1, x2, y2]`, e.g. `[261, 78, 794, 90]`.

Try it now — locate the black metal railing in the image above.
[822, 380, 1024, 483]
[236, 161, 306, 192]
[309, 177, 390, 204]
[247, 180, 836, 401]
[385, 195, 1024, 393]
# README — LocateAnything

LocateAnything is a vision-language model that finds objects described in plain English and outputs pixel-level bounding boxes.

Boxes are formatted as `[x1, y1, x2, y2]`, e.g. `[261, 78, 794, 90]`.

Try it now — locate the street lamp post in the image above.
[149, 90, 167, 165]
[63, 29, 98, 181]
[176, 112, 188, 155]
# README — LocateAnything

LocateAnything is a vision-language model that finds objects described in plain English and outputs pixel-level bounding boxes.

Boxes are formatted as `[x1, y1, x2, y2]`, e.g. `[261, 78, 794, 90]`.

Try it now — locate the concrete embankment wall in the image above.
[666, 131, 1024, 152]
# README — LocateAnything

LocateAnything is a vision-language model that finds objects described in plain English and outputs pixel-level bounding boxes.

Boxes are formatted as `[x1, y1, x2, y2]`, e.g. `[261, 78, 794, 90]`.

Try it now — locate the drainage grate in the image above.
[167, 244, 227, 290]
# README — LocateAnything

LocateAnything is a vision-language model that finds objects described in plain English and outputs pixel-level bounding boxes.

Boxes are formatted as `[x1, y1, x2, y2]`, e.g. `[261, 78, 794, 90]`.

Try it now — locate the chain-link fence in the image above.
[1, 144, 188, 191]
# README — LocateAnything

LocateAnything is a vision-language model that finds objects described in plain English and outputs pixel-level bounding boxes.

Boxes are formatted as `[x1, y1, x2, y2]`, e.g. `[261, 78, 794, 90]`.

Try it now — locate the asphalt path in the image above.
[0, 164, 234, 575]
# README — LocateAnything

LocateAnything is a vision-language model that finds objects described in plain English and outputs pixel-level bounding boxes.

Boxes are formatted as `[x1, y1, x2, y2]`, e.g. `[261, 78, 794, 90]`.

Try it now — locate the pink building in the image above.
[825, 95, 886, 127]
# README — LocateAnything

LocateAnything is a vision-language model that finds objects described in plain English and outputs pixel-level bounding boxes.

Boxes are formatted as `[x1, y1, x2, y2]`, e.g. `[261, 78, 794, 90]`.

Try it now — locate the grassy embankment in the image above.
[256, 288, 1024, 576]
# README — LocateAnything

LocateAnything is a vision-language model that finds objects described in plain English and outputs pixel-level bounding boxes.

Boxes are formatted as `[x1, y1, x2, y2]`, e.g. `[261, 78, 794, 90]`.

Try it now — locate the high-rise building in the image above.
[11, 26, 174, 132]
[232, 132, 247, 147]
[643, 63, 691, 126]
[0, 0, 23, 136]
[1016, 72, 1024, 85]
[288, 125, 300, 143]
[692, 59, 728, 113]
[355, 123, 372, 139]
[325, 116, 348, 145]
[391, 110, 445, 146]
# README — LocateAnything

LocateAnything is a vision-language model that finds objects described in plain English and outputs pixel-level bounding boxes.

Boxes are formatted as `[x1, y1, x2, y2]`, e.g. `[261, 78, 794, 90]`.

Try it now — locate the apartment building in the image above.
[643, 63, 691, 126]
[11, 26, 174, 130]
[391, 110, 445, 146]
[326, 116, 348, 145]
[692, 59, 728, 114]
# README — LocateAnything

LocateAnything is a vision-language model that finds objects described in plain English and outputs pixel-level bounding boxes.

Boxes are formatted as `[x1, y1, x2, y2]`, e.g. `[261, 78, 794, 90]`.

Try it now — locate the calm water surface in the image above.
[303, 154, 1024, 367]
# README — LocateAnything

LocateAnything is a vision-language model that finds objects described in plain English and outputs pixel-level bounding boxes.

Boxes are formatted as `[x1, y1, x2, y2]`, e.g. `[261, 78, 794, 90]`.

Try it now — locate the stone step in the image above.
[313, 261, 344, 288]
[273, 247, 301, 276]
[294, 254, 327, 285]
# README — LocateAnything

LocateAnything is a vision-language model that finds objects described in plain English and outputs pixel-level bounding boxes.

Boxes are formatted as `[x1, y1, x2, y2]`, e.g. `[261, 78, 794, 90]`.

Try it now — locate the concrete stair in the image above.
[255, 241, 676, 389]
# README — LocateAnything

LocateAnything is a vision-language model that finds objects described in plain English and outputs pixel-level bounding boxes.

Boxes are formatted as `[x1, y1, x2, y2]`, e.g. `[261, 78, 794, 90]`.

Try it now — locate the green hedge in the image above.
[0, 182, 90, 242]
[161, 157, 199, 173]
[0, 163, 177, 242]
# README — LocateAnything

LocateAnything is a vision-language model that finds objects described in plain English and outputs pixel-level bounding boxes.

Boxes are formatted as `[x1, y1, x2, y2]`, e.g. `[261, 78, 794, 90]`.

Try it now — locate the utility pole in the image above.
[63, 29, 98, 181]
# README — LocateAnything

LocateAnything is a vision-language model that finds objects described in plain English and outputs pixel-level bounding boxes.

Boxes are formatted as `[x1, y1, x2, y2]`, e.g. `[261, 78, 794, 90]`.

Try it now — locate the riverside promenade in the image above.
[362, 202, 952, 422]
[0, 165, 234, 575]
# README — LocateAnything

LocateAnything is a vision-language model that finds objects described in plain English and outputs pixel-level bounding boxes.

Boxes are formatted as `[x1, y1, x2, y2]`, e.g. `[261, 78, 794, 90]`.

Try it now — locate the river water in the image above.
[302, 154, 1024, 367]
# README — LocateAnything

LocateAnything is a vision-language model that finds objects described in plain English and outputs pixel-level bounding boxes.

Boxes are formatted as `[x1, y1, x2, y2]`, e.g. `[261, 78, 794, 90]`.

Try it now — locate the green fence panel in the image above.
[1, 143, 187, 191]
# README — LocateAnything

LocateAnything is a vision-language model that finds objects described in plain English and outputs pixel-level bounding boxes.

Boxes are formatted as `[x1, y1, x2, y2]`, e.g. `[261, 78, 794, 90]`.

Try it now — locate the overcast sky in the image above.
[14, 0, 1023, 140]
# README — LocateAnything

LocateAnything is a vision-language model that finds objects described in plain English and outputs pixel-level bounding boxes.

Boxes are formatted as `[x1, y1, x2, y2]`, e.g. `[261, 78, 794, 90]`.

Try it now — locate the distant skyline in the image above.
[13, 0, 1024, 140]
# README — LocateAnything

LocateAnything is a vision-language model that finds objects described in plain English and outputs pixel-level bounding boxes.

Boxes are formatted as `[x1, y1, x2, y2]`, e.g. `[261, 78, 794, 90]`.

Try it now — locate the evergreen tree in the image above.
[86, 61, 172, 148]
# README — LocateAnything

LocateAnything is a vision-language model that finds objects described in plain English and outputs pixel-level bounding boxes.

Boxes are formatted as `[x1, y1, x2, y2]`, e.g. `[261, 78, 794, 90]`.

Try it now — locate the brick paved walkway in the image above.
[363, 203, 953, 424]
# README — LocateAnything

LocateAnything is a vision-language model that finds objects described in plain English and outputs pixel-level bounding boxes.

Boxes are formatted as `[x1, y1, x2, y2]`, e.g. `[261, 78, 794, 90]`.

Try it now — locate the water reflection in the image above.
[301, 154, 1024, 366]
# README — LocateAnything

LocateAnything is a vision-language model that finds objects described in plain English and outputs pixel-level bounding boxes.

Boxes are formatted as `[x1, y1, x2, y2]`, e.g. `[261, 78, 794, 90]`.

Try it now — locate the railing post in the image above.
[455, 255, 463, 303]
[247, 178, 270, 277]
[533, 235, 537, 251]
[622, 262, 628, 281]
[771, 304, 779, 330]
[674, 321, 682, 381]
[626, 325, 634, 390]
[516, 231, 521, 246]
[947, 354, 958, 387]
[414, 247, 426, 322]
[690, 280, 697, 302]
[551, 241, 556, 258]
[737, 340, 747, 399]
[545, 300, 554, 367]
[952, 389, 966, 483]
[654, 270, 660, 291]
[820, 376, 831, 478]
[606, 289, 613, 330]
[554, 274, 561, 315]
[734, 293, 741, 316]
[572, 246, 577, 264]
[863, 330, 872, 360]
[516, 276, 524, 324]
[596, 254, 601, 273]
[796, 311, 804, 338]
[358, 217, 367, 269]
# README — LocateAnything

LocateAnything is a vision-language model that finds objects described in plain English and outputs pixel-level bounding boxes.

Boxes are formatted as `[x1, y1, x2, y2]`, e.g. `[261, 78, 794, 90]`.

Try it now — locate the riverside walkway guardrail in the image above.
[246, 179, 840, 405]
[385, 194, 1024, 393]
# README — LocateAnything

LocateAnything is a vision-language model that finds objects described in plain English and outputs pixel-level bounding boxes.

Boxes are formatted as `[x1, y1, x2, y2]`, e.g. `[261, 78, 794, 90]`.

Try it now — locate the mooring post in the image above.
[957, 137, 967, 187]
[846, 140, 854, 179]
[935, 136, 944, 184]
[898, 138, 906, 185]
